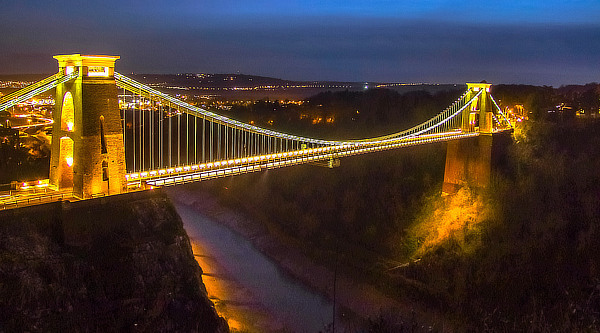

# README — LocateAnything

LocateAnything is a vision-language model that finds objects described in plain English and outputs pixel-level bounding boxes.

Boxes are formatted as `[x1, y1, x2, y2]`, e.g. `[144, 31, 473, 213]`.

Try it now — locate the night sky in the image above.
[1, 0, 599, 86]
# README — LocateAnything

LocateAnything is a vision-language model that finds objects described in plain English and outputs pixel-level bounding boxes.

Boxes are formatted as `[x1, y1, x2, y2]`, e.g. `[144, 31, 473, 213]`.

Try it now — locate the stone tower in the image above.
[442, 82, 495, 194]
[460, 82, 494, 134]
[50, 54, 126, 198]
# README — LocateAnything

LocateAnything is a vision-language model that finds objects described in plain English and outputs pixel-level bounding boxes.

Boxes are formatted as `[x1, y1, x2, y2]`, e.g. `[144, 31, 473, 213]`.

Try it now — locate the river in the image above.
[169, 190, 339, 332]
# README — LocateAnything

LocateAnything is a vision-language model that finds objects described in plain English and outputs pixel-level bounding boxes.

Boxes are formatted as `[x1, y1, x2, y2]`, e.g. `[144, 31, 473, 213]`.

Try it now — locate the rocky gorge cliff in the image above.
[0, 189, 227, 332]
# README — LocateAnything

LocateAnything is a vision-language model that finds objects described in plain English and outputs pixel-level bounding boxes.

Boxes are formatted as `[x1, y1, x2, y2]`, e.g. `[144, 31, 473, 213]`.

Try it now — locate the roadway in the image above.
[127, 130, 480, 188]
[0, 183, 75, 211]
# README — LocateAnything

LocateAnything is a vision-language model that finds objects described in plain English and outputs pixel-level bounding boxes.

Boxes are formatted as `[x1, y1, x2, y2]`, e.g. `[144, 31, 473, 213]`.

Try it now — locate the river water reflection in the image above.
[171, 195, 336, 332]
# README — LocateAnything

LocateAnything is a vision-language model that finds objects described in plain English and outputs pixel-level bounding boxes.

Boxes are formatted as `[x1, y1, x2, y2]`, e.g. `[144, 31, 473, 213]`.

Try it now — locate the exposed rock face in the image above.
[0, 189, 228, 332]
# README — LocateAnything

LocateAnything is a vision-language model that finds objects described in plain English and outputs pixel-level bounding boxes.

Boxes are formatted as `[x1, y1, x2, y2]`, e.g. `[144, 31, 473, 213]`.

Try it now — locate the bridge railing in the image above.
[0, 191, 72, 211]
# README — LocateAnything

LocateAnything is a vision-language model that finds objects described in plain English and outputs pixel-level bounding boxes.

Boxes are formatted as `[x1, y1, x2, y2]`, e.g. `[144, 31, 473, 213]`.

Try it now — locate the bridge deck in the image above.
[129, 131, 479, 187]
[0, 131, 489, 210]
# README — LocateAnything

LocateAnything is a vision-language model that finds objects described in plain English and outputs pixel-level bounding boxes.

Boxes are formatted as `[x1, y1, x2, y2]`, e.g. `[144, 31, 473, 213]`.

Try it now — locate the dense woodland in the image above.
[191, 84, 600, 330]
[216, 88, 463, 140]
[210, 83, 600, 139]
[494, 83, 600, 118]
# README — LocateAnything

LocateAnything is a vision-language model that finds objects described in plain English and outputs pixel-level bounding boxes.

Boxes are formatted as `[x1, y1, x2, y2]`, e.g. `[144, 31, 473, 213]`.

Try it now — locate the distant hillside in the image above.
[130, 73, 312, 89]
[0, 74, 51, 82]
[127, 73, 459, 99]
[0, 72, 460, 100]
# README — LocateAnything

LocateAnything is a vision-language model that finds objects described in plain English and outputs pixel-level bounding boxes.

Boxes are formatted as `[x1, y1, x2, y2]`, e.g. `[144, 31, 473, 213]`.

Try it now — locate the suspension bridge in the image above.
[0, 54, 512, 209]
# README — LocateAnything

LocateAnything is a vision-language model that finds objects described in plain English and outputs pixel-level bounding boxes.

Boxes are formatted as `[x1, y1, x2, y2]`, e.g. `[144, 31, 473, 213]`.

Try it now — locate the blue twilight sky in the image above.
[0, 0, 599, 86]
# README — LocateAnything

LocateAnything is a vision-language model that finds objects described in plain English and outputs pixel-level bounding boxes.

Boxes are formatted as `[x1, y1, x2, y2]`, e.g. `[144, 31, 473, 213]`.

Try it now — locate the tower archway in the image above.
[56, 136, 74, 188]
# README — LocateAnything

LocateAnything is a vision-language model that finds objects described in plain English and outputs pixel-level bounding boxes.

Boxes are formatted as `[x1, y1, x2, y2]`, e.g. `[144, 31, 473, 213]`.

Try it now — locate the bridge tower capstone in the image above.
[50, 54, 126, 199]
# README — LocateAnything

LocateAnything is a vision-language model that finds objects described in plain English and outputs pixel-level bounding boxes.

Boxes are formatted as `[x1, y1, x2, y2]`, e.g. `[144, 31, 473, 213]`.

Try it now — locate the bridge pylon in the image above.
[443, 82, 496, 194]
[461, 82, 494, 134]
[49, 54, 126, 199]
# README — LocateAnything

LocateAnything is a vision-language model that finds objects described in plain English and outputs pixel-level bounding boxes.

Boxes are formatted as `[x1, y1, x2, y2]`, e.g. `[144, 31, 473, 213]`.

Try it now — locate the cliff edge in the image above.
[0, 189, 227, 332]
